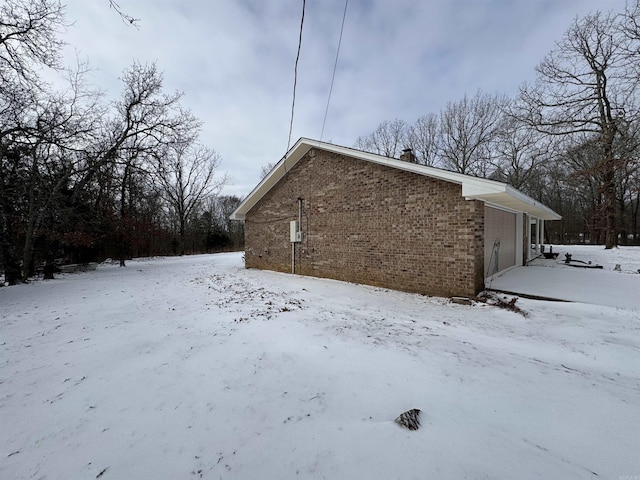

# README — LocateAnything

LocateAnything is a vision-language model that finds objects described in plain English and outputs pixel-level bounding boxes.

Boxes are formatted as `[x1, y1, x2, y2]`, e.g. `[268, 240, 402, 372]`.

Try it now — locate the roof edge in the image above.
[230, 137, 561, 221]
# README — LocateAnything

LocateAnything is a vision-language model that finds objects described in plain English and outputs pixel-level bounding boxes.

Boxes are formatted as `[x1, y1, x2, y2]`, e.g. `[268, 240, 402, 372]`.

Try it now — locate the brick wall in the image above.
[245, 148, 485, 297]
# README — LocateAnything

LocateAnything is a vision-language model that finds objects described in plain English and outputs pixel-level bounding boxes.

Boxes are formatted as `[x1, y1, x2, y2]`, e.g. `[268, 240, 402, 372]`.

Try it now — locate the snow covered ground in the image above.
[489, 245, 640, 308]
[1, 247, 639, 479]
[529, 244, 640, 274]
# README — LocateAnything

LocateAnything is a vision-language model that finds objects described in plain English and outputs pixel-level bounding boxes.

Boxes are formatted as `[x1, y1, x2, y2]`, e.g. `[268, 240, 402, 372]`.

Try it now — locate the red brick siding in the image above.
[245, 148, 485, 297]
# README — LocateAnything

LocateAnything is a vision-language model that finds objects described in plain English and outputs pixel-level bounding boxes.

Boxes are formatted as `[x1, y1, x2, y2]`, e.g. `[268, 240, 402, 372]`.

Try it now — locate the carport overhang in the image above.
[230, 137, 562, 222]
[462, 184, 561, 221]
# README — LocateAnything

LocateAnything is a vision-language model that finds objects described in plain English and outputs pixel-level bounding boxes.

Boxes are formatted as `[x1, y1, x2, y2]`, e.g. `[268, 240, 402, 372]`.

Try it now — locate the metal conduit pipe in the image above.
[292, 197, 303, 274]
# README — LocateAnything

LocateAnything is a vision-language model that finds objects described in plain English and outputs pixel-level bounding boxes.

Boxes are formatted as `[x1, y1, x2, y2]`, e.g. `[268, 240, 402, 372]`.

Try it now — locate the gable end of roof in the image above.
[230, 138, 561, 221]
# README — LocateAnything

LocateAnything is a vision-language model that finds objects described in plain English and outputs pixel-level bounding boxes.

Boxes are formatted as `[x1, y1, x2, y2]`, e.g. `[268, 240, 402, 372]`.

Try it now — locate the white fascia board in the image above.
[462, 181, 561, 221]
[229, 139, 312, 220]
[471, 192, 560, 220]
[229, 137, 562, 222]
[504, 185, 562, 220]
[461, 182, 505, 198]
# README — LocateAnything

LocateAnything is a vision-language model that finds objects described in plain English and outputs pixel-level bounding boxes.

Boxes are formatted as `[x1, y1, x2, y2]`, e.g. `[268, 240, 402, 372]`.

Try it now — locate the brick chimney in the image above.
[400, 148, 417, 163]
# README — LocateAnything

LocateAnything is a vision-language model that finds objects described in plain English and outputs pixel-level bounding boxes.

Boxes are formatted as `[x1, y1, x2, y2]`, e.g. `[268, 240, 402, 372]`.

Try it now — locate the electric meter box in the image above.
[290, 220, 302, 242]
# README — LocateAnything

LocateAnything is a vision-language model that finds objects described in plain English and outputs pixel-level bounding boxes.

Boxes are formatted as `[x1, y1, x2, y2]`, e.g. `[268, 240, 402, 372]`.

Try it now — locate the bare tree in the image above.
[112, 138, 148, 266]
[0, 2, 235, 283]
[4, 59, 197, 277]
[438, 90, 505, 176]
[0, 0, 65, 88]
[0, 146, 25, 284]
[626, 163, 640, 243]
[1, 0, 68, 284]
[492, 110, 554, 193]
[95, 61, 200, 265]
[18, 65, 103, 280]
[108, 0, 139, 26]
[620, 0, 640, 52]
[155, 141, 226, 256]
[517, 11, 635, 248]
[613, 117, 640, 244]
[260, 162, 275, 180]
[203, 195, 244, 250]
[355, 119, 408, 158]
[406, 113, 439, 166]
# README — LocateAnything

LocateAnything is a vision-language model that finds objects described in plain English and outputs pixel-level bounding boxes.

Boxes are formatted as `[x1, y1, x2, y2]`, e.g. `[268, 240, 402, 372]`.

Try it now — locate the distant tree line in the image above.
[1, 0, 242, 285]
[355, 2, 640, 249]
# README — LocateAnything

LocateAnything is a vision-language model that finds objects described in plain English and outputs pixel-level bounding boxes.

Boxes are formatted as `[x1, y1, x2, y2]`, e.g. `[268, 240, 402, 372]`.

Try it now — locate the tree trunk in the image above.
[179, 218, 185, 256]
[118, 163, 130, 267]
[603, 155, 617, 249]
[43, 250, 56, 280]
[21, 213, 39, 282]
[618, 194, 627, 246]
[119, 237, 127, 267]
[1, 206, 23, 285]
[21, 153, 39, 281]
[631, 194, 640, 245]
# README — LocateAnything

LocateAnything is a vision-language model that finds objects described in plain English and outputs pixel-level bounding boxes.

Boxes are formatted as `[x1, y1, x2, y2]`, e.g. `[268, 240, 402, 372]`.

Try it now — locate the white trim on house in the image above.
[527, 216, 547, 261]
[482, 201, 521, 216]
[230, 138, 562, 222]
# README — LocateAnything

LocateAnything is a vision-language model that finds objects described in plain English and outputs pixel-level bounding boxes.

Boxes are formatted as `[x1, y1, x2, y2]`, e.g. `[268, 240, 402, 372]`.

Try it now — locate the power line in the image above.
[287, 0, 306, 153]
[320, 0, 349, 143]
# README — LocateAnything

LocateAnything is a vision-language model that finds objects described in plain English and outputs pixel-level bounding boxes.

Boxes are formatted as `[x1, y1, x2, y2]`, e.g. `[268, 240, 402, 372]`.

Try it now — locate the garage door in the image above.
[484, 206, 516, 277]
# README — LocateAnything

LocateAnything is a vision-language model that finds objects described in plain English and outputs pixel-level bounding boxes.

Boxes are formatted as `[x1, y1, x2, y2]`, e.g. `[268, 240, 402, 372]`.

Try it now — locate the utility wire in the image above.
[287, 0, 306, 153]
[320, 0, 349, 143]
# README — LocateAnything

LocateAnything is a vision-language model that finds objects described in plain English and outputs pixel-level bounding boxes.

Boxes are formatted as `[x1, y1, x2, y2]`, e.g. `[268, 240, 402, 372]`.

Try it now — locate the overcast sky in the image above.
[57, 0, 629, 197]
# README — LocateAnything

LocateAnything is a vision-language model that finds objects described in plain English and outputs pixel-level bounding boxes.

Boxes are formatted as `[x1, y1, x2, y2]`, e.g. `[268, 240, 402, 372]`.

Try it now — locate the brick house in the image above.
[230, 138, 560, 298]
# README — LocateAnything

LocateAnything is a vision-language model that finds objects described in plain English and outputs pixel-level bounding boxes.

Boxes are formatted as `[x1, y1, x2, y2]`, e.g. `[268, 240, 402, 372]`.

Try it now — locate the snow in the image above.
[529, 244, 640, 274]
[1, 247, 640, 479]
[489, 245, 640, 309]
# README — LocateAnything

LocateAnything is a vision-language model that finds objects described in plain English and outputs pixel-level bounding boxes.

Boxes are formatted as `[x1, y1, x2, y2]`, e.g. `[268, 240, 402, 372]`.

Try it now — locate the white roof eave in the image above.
[465, 189, 561, 221]
[229, 140, 313, 220]
[230, 137, 562, 222]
